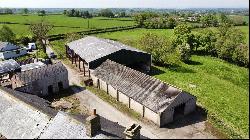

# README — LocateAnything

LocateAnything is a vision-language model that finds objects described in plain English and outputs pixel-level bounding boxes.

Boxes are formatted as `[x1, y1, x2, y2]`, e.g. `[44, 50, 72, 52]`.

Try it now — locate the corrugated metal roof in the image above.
[0, 59, 21, 74]
[0, 41, 20, 52]
[92, 60, 182, 113]
[67, 36, 145, 63]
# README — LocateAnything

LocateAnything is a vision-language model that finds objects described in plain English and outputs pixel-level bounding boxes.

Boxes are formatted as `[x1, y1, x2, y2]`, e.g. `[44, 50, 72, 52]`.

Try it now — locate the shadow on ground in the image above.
[149, 66, 166, 76]
[184, 60, 203, 65]
[44, 85, 85, 102]
[163, 106, 207, 129]
[71, 112, 149, 139]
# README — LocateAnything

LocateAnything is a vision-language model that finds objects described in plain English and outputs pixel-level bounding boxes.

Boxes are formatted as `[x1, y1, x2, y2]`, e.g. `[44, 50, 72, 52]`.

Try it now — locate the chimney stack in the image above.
[86, 109, 101, 137]
[124, 123, 141, 139]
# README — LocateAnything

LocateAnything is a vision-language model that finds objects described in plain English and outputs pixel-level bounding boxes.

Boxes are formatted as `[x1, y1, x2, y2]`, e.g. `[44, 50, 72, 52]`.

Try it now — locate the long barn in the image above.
[91, 60, 196, 127]
[65, 36, 151, 75]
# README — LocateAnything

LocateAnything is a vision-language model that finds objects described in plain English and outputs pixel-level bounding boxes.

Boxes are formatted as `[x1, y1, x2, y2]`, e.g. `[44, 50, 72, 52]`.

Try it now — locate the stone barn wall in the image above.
[11, 62, 69, 97]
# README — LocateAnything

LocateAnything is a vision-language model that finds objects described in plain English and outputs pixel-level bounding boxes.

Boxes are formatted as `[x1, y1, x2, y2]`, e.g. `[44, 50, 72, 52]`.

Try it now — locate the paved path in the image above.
[64, 62, 217, 139]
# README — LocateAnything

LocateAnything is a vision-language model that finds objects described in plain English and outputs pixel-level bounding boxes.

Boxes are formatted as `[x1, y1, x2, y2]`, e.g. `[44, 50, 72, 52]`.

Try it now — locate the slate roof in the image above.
[20, 61, 46, 72]
[0, 42, 20, 52]
[0, 59, 21, 75]
[0, 87, 109, 139]
[16, 61, 67, 84]
[67, 36, 146, 63]
[92, 60, 182, 113]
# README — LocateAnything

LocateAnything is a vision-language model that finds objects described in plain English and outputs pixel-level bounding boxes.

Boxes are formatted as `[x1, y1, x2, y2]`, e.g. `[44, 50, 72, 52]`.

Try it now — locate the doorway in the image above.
[48, 85, 53, 94]
[58, 82, 63, 91]
[173, 103, 185, 120]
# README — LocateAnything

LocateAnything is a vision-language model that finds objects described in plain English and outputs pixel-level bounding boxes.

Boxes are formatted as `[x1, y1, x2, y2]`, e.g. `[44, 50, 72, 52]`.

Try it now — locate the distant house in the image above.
[11, 61, 69, 97]
[0, 41, 27, 60]
[91, 60, 196, 127]
[65, 36, 151, 74]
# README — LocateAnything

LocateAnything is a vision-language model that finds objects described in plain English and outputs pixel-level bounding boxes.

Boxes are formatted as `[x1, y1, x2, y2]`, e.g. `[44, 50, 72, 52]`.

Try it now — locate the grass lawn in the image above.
[95, 28, 249, 138]
[0, 14, 135, 37]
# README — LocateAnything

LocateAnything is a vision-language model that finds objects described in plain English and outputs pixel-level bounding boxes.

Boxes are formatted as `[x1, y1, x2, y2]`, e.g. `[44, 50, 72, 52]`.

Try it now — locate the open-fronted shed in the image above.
[65, 36, 151, 75]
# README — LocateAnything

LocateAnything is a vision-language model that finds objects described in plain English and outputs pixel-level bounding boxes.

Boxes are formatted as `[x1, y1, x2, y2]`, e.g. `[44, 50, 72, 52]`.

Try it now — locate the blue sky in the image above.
[0, 0, 249, 8]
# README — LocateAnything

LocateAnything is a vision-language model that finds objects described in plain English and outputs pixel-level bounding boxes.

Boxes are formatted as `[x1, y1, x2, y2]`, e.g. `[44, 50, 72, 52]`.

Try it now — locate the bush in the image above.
[0, 25, 16, 43]
[139, 32, 181, 66]
[177, 43, 191, 62]
[232, 44, 249, 67]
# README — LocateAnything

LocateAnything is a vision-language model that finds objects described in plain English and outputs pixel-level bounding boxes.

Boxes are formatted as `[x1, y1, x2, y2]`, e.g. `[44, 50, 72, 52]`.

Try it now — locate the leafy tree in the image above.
[22, 8, 29, 15]
[0, 25, 16, 43]
[215, 26, 245, 61]
[38, 10, 46, 16]
[65, 33, 82, 43]
[99, 9, 114, 18]
[81, 11, 92, 18]
[63, 10, 67, 15]
[177, 43, 191, 62]
[200, 14, 218, 27]
[139, 32, 181, 66]
[197, 29, 217, 54]
[29, 19, 53, 53]
[232, 44, 249, 67]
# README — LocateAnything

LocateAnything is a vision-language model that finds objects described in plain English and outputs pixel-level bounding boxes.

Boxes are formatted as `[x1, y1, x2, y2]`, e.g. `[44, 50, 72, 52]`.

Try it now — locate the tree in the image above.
[38, 10, 46, 16]
[0, 25, 16, 43]
[29, 19, 53, 53]
[63, 10, 67, 15]
[177, 43, 191, 62]
[65, 33, 81, 43]
[200, 14, 218, 27]
[99, 9, 114, 18]
[232, 44, 249, 67]
[197, 29, 217, 54]
[139, 32, 181, 66]
[22, 8, 29, 15]
[215, 26, 245, 61]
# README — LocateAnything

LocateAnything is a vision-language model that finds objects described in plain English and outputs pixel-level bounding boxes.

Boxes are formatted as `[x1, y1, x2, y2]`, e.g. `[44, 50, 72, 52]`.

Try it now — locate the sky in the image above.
[0, 0, 249, 8]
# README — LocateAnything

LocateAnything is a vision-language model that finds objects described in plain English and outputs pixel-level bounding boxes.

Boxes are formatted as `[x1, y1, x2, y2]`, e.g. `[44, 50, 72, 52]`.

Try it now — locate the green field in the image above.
[96, 28, 249, 138]
[0, 14, 135, 37]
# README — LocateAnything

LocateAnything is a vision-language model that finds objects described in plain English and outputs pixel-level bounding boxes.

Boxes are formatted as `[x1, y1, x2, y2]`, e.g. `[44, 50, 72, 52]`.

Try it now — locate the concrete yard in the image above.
[64, 62, 217, 139]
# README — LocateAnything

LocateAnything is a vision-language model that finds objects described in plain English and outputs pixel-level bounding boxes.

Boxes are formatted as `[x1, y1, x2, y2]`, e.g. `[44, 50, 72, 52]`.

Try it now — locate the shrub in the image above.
[177, 43, 192, 62]
[0, 25, 16, 43]
[232, 44, 249, 67]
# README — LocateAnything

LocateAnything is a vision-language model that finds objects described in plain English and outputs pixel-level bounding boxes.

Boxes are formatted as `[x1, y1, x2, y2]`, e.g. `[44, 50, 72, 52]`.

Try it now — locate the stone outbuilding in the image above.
[65, 36, 152, 75]
[91, 60, 196, 127]
[11, 61, 69, 97]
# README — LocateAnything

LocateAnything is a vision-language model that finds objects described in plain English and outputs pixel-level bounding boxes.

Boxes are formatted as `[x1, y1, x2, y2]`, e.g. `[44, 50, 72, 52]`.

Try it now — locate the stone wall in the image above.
[11, 63, 69, 97]
[90, 74, 196, 127]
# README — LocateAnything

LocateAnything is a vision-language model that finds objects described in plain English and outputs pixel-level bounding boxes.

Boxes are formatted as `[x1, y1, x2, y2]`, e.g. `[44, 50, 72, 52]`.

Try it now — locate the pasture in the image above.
[0, 14, 135, 37]
[96, 28, 249, 138]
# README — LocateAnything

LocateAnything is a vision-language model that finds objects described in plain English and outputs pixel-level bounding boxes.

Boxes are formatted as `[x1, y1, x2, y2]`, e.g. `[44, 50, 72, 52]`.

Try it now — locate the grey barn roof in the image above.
[0, 59, 20, 75]
[0, 41, 20, 52]
[92, 60, 182, 113]
[17, 61, 67, 84]
[0, 88, 108, 139]
[67, 36, 146, 63]
[20, 61, 46, 72]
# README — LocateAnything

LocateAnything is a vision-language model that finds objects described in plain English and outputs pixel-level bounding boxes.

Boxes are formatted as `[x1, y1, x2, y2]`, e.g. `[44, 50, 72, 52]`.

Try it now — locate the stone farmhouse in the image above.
[11, 61, 69, 97]
[91, 60, 196, 127]
[65, 36, 152, 75]
[0, 41, 27, 60]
